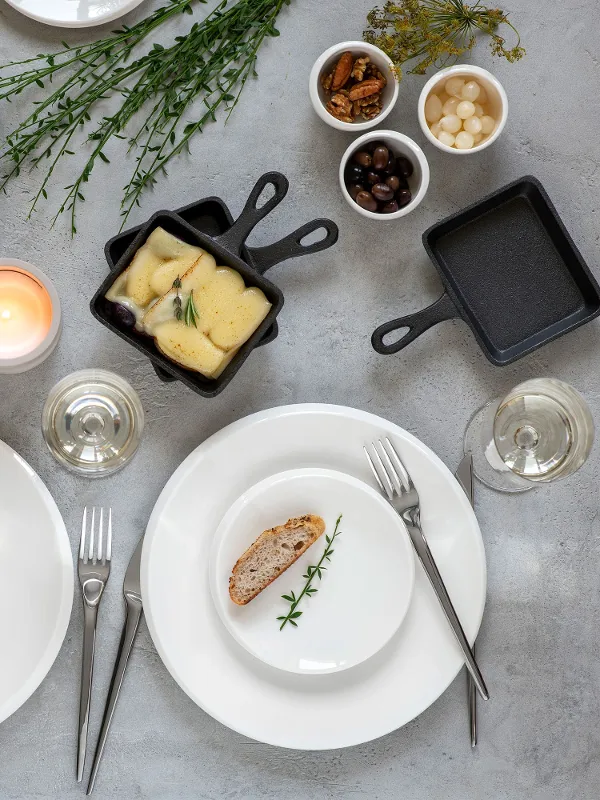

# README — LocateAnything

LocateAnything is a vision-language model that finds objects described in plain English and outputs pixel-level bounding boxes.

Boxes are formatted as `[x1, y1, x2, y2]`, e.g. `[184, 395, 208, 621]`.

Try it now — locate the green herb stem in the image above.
[277, 514, 343, 631]
[0, 0, 290, 234]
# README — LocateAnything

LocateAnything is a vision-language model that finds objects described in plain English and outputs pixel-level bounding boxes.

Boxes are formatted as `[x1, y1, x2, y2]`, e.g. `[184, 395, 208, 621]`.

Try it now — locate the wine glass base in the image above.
[464, 399, 534, 494]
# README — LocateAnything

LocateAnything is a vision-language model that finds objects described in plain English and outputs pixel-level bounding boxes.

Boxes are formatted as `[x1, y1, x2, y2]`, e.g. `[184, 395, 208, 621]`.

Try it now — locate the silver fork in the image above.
[77, 507, 112, 782]
[364, 438, 489, 701]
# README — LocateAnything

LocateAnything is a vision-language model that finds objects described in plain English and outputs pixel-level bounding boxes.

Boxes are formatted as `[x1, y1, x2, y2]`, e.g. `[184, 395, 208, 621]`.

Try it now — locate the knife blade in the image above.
[86, 537, 144, 794]
[455, 453, 477, 748]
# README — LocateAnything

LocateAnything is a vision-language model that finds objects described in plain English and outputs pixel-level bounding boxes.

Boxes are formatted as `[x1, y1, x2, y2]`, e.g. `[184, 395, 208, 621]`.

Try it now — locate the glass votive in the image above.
[0, 259, 62, 374]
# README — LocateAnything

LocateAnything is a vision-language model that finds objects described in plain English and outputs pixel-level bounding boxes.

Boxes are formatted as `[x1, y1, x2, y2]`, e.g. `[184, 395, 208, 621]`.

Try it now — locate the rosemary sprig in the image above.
[364, 0, 524, 79]
[184, 290, 199, 327]
[277, 514, 342, 631]
[0, 0, 290, 234]
[172, 276, 183, 320]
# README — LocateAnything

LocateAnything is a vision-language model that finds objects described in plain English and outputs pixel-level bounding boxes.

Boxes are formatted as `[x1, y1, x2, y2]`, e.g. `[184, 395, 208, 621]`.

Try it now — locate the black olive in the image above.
[353, 150, 372, 168]
[382, 152, 396, 174]
[396, 156, 414, 178]
[371, 183, 395, 202]
[373, 146, 390, 171]
[396, 188, 412, 207]
[385, 175, 400, 192]
[355, 191, 378, 212]
[348, 183, 365, 200]
[366, 171, 380, 185]
[345, 163, 365, 184]
[381, 200, 399, 214]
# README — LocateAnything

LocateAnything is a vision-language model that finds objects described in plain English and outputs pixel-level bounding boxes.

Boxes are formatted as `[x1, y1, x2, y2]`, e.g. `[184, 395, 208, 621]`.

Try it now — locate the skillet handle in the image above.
[246, 219, 339, 274]
[371, 293, 457, 355]
[213, 172, 289, 255]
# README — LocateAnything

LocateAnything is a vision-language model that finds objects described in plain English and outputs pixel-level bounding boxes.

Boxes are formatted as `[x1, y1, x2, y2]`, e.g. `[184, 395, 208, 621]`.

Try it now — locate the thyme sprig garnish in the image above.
[277, 515, 342, 631]
[184, 290, 199, 327]
[364, 0, 524, 79]
[172, 276, 183, 321]
[0, 0, 290, 234]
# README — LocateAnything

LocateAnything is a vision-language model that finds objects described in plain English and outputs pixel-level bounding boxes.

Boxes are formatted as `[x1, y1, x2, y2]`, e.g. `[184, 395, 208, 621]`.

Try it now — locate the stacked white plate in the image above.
[0, 440, 73, 723]
[142, 404, 486, 749]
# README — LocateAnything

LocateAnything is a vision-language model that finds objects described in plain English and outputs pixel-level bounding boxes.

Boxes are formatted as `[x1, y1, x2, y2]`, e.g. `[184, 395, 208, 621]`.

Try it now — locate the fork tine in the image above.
[364, 446, 386, 494]
[79, 507, 87, 561]
[366, 443, 395, 499]
[98, 508, 104, 564]
[377, 439, 404, 494]
[383, 437, 415, 491]
[106, 508, 112, 562]
[89, 508, 95, 563]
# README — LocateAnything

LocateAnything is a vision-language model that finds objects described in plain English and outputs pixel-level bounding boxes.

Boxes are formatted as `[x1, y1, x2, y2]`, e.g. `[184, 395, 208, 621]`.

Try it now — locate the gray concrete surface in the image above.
[1, 0, 600, 797]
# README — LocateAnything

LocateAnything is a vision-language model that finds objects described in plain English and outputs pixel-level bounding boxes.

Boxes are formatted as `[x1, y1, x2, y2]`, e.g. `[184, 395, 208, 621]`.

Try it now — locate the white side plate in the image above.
[210, 468, 415, 675]
[3, 0, 146, 28]
[142, 404, 486, 750]
[0, 440, 73, 723]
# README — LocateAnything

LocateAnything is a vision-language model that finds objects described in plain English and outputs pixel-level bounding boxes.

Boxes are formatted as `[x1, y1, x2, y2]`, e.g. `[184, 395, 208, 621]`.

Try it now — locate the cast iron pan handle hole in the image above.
[300, 227, 328, 247]
[381, 327, 410, 347]
[255, 182, 276, 209]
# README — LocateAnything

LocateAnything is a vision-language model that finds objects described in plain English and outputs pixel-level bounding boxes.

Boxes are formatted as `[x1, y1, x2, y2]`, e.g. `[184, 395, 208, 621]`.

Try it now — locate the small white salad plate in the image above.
[142, 404, 486, 750]
[3, 0, 146, 28]
[0, 439, 73, 724]
[209, 468, 415, 675]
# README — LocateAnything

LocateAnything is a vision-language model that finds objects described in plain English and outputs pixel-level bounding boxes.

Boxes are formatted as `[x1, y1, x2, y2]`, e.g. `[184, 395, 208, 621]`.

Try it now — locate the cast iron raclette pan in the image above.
[91, 172, 338, 397]
[372, 176, 600, 366]
[103, 193, 278, 385]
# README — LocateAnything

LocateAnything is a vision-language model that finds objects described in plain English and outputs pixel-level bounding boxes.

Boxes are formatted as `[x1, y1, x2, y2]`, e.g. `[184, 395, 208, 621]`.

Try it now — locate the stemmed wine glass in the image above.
[464, 378, 594, 492]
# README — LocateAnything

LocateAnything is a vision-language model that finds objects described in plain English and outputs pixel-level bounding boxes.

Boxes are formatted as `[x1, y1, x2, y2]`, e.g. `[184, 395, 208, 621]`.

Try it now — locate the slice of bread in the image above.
[229, 515, 326, 605]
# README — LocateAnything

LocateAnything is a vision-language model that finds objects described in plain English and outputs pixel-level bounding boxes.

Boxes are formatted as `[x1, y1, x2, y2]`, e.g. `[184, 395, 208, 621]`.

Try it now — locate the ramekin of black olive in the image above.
[339, 131, 430, 220]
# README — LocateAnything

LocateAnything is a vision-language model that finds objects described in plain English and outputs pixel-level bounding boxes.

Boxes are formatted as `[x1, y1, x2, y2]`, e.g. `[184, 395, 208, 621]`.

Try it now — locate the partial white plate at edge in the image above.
[141, 404, 486, 750]
[209, 468, 415, 675]
[0, 439, 73, 724]
[3, 0, 146, 28]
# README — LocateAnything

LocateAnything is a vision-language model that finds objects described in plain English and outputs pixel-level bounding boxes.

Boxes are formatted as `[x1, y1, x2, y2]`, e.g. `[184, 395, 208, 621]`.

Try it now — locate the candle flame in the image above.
[1, 309, 11, 320]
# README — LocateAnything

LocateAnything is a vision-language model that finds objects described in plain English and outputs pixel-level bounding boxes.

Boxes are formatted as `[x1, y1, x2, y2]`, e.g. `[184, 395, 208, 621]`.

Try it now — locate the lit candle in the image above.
[0, 260, 61, 374]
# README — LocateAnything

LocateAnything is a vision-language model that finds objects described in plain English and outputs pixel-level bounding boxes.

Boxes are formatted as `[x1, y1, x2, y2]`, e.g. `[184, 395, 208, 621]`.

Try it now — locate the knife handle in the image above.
[405, 521, 489, 702]
[86, 597, 143, 795]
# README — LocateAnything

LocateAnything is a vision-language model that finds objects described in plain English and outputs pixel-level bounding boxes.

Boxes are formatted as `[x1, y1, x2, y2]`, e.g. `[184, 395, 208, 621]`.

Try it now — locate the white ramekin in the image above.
[418, 64, 508, 155]
[309, 41, 399, 132]
[339, 131, 430, 220]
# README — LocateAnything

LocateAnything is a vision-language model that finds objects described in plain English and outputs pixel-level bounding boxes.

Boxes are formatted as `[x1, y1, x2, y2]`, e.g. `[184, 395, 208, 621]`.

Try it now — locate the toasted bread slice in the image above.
[229, 515, 325, 605]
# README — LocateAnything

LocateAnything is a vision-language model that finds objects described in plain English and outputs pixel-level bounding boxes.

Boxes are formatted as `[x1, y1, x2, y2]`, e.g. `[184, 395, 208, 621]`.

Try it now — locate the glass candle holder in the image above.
[0, 259, 62, 374]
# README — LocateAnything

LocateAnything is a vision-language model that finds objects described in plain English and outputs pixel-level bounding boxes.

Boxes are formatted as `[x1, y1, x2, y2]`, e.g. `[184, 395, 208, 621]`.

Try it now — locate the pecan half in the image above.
[348, 79, 385, 102]
[331, 51, 354, 91]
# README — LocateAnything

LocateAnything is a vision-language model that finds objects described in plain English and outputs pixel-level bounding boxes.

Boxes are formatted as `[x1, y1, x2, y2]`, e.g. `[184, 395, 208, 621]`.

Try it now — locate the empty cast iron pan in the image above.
[91, 172, 338, 397]
[372, 176, 600, 366]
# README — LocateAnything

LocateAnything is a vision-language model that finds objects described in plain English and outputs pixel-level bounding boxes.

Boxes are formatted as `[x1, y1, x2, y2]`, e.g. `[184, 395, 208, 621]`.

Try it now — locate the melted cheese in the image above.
[107, 226, 271, 379]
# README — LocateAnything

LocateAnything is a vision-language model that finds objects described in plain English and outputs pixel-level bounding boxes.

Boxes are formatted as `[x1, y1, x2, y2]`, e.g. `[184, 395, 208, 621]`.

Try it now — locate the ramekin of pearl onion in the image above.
[418, 64, 507, 155]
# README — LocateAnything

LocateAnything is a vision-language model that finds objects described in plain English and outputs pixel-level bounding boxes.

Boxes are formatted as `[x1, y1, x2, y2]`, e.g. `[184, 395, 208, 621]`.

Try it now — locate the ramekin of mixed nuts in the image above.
[309, 41, 399, 131]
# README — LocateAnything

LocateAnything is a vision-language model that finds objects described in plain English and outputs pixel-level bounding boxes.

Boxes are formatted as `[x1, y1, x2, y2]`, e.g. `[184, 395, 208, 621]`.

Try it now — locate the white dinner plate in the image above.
[142, 404, 486, 749]
[0, 440, 73, 724]
[209, 468, 415, 675]
[3, 0, 146, 28]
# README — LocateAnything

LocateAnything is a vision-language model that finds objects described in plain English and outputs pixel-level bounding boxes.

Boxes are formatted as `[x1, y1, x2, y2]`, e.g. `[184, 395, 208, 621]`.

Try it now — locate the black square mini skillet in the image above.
[371, 176, 600, 365]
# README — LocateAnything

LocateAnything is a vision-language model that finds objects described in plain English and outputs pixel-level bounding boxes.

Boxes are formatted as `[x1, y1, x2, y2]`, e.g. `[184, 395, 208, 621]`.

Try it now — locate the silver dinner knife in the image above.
[86, 537, 144, 795]
[455, 453, 478, 748]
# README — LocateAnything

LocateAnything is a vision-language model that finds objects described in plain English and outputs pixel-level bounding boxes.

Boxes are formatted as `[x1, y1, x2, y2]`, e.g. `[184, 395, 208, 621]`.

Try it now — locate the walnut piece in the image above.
[351, 56, 369, 82]
[359, 94, 383, 120]
[326, 93, 353, 123]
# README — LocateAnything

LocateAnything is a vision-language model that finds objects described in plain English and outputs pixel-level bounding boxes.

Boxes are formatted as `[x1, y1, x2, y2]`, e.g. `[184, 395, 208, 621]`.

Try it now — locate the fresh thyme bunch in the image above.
[364, 0, 524, 79]
[0, 0, 289, 233]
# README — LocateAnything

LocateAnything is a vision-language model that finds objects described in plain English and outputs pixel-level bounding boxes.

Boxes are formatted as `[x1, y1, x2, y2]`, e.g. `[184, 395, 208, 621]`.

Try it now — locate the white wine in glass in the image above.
[464, 378, 594, 492]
